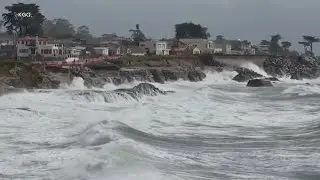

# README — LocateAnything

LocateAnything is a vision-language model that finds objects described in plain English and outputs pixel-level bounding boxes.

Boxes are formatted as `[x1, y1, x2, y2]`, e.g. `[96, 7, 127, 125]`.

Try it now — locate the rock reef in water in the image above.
[232, 67, 264, 82]
[247, 79, 273, 87]
[114, 82, 174, 99]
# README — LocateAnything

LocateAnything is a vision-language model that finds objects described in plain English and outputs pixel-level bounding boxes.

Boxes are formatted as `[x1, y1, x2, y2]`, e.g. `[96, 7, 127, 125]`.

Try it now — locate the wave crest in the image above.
[282, 84, 320, 96]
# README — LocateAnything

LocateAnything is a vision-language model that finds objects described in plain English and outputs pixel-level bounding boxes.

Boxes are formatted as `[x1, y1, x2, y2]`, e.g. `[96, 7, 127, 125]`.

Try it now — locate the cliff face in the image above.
[0, 61, 61, 89]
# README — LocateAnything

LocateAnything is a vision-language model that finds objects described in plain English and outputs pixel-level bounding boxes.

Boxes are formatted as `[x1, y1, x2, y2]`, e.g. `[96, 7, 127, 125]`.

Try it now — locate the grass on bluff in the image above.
[0, 60, 31, 76]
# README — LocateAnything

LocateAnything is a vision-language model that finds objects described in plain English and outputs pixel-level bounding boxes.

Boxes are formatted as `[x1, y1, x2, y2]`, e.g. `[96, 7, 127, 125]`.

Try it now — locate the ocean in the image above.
[0, 64, 319, 180]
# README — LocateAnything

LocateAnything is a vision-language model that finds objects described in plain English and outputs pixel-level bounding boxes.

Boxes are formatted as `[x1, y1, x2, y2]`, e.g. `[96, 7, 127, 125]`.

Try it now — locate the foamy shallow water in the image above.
[0, 65, 320, 180]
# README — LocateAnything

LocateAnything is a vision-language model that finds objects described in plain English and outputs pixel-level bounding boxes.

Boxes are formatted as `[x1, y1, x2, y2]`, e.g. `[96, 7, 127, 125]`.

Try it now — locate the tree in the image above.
[302, 35, 319, 55]
[298, 41, 310, 54]
[175, 22, 210, 39]
[216, 35, 224, 41]
[42, 19, 54, 36]
[45, 18, 75, 39]
[0, 19, 4, 31]
[269, 34, 282, 55]
[260, 40, 270, 45]
[75, 25, 92, 39]
[281, 41, 291, 49]
[129, 24, 146, 46]
[281, 41, 292, 55]
[2, 3, 45, 36]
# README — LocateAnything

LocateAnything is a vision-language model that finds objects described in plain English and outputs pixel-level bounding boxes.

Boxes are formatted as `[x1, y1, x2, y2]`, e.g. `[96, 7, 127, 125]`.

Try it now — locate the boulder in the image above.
[247, 79, 273, 87]
[150, 69, 165, 84]
[114, 83, 174, 99]
[187, 70, 206, 82]
[232, 67, 263, 82]
[263, 77, 280, 81]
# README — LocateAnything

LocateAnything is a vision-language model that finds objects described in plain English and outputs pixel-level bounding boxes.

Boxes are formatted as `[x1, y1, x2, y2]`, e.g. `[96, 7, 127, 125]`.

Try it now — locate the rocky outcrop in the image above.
[247, 79, 273, 87]
[70, 67, 207, 88]
[263, 55, 320, 80]
[263, 77, 279, 81]
[232, 67, 264, 82]
[0, 63, 61, 89]
[114, 83, 174, 99]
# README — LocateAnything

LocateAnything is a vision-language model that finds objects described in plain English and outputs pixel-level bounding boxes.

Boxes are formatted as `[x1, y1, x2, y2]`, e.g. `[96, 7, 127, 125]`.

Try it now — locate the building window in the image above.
[41, 49, 43, 54]
[49, 49, 52, 54]
[43, 42, 46, 45]
[19, 49, 28, 53]
[59, 49, 62, 54]
[21, 41, 24, 44]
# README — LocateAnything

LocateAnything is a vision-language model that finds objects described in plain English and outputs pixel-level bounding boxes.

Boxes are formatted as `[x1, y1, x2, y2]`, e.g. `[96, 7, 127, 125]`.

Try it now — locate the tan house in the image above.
[178, 38, 214, 55]
[127, 46, 146, 56]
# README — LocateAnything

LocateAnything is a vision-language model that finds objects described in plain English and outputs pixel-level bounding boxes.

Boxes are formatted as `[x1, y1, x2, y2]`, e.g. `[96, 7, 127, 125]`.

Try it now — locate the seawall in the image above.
[212, 55, 268, 68]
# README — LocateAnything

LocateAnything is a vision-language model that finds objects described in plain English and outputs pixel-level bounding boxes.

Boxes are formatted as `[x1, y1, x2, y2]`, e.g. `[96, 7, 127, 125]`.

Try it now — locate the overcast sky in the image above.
[1, 0, 320, 53]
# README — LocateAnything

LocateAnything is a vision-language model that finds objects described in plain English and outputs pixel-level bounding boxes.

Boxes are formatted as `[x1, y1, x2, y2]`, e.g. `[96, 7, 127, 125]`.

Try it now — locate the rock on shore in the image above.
[263, 55, 320, 80]
[247, 79, 273, 87]
[232, 67, 264, 82]
[71, 67, 206, 88]
[0, 62, 61, 90]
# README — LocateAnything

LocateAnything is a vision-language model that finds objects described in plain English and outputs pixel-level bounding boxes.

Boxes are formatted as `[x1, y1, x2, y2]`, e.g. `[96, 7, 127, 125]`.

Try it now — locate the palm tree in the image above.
[302, 35, 320, 55]
[269, 34, 282, 55]
[129, 24, 146, 46]
[281, 41, 292, 55]
[298, 41, 310, 54]
[260, 40, 270, 45]
[0, 20, 4, 31]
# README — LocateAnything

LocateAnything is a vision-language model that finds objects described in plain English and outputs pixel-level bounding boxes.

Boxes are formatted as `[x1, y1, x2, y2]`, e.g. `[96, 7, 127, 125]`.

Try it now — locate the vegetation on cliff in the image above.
[0, 61, 59, 88]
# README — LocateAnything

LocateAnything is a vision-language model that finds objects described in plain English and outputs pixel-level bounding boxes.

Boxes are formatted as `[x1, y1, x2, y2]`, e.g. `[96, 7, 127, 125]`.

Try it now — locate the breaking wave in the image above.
[282, 84, 320, 96]
[240, 62, 270, 77]
[1, 69, 320, 180]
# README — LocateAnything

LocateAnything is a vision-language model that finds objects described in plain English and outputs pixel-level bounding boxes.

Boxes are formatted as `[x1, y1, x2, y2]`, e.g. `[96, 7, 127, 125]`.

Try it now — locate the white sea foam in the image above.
[240, 62, 270, 77]
[282, 84, 320, 96]
[0, 70, 319, 180]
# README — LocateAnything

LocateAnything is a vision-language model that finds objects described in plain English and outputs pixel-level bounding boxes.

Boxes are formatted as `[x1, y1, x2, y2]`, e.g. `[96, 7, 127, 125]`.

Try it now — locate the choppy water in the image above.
[1, 64, 320, 180]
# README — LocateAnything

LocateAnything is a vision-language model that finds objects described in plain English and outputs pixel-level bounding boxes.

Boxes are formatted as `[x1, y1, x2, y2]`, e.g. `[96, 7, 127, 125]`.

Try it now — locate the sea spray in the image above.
[240, 62, 270, 77]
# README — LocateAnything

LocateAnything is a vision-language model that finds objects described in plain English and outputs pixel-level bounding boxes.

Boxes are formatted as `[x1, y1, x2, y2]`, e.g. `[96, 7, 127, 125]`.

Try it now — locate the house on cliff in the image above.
[178, 39, 214, 55]
[155, 40, 172, 55]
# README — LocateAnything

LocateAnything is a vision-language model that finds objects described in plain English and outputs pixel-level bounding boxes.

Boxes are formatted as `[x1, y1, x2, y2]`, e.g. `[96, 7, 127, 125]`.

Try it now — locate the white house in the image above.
[214, 43, 231, 54]
[40, 43, 65, 58]
[192, 47, 201, 54]
[156, 41, 170, 55]
[93, 47, 109, 56]
[16, 36, 73, 59]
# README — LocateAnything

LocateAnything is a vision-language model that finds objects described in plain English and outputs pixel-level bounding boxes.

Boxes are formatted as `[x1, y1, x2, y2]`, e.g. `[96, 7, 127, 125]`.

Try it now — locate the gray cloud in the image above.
[1, 0, 320, 53]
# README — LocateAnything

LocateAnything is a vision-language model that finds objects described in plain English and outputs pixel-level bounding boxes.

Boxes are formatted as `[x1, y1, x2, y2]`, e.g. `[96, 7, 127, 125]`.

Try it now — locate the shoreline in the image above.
[0, 54, 320, 90]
